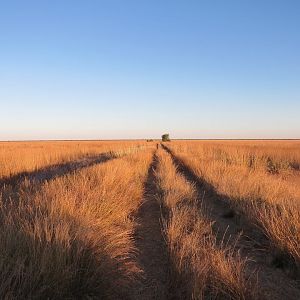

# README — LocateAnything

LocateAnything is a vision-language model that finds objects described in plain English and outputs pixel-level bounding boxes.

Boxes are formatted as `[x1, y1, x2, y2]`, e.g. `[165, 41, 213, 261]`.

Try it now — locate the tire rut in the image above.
[162, 144, 300, 300]
[133, 152, 170, 300]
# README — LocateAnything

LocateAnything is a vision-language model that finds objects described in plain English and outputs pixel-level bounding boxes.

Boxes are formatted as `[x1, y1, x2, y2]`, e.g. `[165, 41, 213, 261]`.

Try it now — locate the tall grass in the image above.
[168, 141, 300, 268]
[0, 150, 153, 298]
[155, 149, 252, 299]
[170, 140, 300, 175]
[0, 140, 151, 179]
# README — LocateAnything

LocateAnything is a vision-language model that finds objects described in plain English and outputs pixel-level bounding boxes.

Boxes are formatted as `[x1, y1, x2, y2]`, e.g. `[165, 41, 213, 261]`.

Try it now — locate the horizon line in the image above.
[1, 138, 300, 142]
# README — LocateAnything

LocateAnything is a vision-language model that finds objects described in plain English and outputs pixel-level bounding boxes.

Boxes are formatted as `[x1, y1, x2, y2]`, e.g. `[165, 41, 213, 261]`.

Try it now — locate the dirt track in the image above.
[133, 152, 170, 299]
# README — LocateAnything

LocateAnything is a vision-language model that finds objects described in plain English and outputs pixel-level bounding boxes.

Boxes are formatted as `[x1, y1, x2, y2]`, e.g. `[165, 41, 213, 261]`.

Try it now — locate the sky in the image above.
[0, 0, 299, 140]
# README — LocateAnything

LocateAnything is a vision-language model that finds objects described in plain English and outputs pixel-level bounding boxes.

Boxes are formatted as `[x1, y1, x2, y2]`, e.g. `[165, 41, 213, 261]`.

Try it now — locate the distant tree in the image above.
[161, 133, 170, 142]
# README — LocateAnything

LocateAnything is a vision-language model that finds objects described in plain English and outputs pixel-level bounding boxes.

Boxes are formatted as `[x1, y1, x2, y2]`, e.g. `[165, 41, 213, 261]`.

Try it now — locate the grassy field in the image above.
[0, 140, 299, 299]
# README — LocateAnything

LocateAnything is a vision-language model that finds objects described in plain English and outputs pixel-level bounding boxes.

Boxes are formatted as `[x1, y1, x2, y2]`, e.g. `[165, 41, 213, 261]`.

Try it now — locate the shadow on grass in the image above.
[0, 152, 116, 189]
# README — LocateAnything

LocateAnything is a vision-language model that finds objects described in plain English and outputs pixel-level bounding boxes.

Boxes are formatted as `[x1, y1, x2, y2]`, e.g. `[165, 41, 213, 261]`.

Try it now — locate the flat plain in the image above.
[0, 140, 299, 299]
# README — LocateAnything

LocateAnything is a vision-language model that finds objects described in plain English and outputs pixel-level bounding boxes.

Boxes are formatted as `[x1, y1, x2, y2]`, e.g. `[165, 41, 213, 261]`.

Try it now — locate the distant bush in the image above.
[161, 134, 170, 142]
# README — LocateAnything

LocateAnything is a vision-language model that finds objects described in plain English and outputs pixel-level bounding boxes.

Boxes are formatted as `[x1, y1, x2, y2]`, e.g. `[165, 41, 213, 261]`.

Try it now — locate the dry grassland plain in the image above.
[0, 140, 299, 299]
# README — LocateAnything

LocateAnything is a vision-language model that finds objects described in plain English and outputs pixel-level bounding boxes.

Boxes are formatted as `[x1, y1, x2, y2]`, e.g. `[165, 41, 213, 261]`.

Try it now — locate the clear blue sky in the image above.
[1, 0, 299, 140]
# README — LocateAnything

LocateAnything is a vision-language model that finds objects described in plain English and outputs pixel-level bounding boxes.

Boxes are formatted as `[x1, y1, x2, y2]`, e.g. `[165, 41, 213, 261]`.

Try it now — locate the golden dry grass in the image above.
[170, 140, 300, 177]
[0, 140, 299, 299]
[0, 140, 150, 179]
[168, 140, 300, 267]
[155, 148, 252, 299]
[0, 149, 153, 298]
